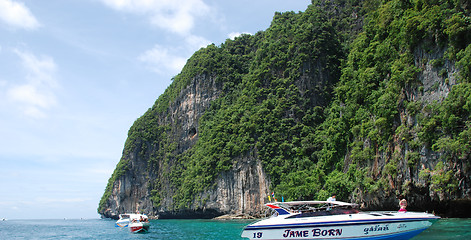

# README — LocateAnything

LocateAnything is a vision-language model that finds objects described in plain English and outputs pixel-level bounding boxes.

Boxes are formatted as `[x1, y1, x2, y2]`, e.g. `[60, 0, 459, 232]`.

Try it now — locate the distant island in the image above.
[99, 0, 471, 219]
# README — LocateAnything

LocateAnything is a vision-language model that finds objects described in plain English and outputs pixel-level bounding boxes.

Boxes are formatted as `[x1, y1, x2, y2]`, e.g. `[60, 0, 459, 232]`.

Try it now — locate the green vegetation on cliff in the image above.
[99, 0, 471, 213]
[320, 0, 471, 202]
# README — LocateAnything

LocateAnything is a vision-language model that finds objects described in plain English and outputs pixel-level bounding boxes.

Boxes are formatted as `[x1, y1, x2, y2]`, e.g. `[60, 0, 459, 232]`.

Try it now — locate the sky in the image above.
[0, 0, 310, 219]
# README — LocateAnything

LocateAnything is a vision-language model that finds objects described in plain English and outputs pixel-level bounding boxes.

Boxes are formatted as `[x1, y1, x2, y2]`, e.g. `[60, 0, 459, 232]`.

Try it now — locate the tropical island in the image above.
[99, 0, 471, 219]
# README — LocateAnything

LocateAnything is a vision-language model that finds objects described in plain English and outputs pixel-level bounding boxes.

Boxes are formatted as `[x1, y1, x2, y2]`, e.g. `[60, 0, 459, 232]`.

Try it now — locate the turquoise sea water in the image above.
[0, 218, 469, 239]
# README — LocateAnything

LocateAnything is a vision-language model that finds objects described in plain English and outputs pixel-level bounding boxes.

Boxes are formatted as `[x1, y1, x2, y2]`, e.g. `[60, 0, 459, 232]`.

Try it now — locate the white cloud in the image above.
[14, 49, 58, 87]
[138, 34, 211, 75]
[7, 85, 55, 118]
[185, 34, 211, 50]
[101, 0, 214, 75]
[228, 32, 252, 40]
[6, 50, 58, 118]
[100, 0, 210, 35]
[138, 44, 187, 74]
[0, 0, 40, 30]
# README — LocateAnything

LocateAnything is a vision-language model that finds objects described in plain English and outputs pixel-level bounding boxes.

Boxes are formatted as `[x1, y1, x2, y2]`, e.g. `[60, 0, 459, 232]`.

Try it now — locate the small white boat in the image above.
[115, 213, 150, 233]
[241, 200, 439, 240]
[129, 219, 151, 233]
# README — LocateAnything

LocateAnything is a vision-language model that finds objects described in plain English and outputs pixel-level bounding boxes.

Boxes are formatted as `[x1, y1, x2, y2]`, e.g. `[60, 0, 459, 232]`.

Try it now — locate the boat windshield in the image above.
[288, 204, 359, 218]
[286, 207, 359, 218]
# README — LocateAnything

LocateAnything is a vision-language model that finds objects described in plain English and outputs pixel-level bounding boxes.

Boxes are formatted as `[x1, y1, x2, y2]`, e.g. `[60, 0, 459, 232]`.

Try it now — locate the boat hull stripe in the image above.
[242, 227, 428, 240]
[244, 217, 437, 230]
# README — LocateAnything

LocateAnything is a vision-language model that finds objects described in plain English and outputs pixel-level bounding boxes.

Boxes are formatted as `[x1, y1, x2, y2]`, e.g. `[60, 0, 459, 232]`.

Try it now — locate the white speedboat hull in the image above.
[129, 222, 150, 233]
[115, 219, 130, 227]
[115, 213, 151, 233]
[242, 215, 437, 239]
[242, 208, 439, 240]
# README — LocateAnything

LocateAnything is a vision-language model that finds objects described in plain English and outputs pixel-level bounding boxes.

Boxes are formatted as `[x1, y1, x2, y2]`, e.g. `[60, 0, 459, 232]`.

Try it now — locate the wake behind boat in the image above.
[115, 213, 150, 233]
[241, 200, 439, 240]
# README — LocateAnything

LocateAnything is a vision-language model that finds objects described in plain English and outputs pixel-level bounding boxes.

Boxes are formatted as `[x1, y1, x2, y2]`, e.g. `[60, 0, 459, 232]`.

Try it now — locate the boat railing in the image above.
[287, 207, 359, 218]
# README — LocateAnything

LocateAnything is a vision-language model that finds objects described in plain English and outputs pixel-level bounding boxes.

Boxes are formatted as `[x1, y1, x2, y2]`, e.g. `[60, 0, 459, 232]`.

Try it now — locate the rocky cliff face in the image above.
[347, 46, 470, 216]
[100, 1, 471, 219]
[100, 67, 331, 219]
[101, 73, 224, 219]
[101, 51, 470, 219]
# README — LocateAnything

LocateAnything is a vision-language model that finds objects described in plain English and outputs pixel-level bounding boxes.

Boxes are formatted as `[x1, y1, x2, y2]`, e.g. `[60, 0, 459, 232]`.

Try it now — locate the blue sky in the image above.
[0, 0, 310, 219]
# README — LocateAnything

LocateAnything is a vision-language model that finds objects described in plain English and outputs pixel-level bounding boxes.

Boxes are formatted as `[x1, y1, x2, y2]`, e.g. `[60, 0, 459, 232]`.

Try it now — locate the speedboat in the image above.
[128, 218, 151, 233]
[241, 200, 439, 240]
[115, 213, 150, 233]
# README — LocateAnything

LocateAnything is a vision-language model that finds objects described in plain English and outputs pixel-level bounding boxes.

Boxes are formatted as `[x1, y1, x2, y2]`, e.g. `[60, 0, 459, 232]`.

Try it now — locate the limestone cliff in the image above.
[100, 73, 225, 219]
[99, 0, 471, 219]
